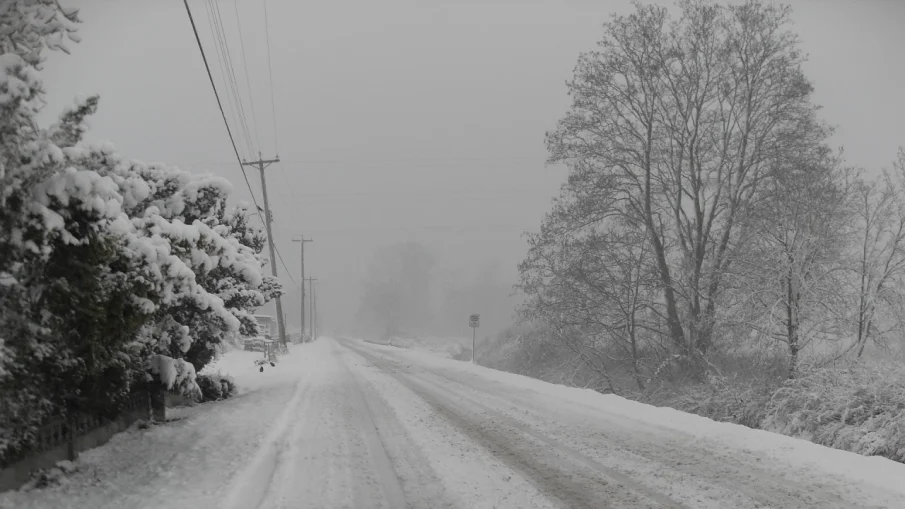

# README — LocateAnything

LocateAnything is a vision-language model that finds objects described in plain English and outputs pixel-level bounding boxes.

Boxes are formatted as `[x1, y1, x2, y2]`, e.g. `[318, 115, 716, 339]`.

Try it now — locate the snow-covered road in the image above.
[5, 337, 905, 509]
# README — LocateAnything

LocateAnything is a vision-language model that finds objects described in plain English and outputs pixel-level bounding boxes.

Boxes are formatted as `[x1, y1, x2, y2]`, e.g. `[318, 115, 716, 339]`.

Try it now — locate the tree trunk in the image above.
[628, 324, 646, 391]
[786, 270, 801, 379]
[646, 224, 686, 352]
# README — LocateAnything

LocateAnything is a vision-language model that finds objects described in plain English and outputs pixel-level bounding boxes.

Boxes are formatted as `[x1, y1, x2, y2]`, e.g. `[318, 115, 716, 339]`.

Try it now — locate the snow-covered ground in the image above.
[366, 334, 473, 361]
[4, 338, 905, 509]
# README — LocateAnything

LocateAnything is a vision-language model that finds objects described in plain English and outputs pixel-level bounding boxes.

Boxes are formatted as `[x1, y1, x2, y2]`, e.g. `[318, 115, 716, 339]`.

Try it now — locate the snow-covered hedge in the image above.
[0, 1, 279, 458]
[762, 363, 905, 462]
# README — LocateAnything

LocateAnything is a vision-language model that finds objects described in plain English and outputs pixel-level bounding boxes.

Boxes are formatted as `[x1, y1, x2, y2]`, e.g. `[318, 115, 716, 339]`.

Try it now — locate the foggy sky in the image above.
[38, 0, 905, 337]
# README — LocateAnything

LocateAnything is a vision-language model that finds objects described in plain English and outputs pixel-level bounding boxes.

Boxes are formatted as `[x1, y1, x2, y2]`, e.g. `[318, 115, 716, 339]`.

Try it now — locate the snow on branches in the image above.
[0, 0, 278, 456]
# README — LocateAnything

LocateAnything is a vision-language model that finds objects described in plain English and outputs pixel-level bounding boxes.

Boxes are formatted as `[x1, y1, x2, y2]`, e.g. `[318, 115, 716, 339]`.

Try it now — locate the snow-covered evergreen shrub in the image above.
[0, 1, 276, 458]
[23, 460, 79, 491]
[196, 373, 237, 402]
[763, 362, 905, 462]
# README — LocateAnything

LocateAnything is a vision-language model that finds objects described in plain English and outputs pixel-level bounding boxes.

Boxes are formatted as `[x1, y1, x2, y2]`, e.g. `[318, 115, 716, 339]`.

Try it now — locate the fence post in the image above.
[66, 415, 77, 461]
[142, 390, 152, 421]
[150, 384, 166, 422]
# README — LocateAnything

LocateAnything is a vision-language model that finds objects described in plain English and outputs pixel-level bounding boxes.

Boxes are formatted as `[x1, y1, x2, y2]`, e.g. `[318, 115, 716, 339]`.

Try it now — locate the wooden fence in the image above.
[0, 390, 151, 492]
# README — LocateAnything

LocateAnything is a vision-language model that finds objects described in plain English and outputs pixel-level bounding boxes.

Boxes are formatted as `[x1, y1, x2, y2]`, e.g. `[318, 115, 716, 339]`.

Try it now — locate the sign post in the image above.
[469, 314, 480, 363]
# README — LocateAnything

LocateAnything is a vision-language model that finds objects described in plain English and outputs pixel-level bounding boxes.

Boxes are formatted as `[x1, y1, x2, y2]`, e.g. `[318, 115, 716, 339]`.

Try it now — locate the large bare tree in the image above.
[544, 0, 829, 364]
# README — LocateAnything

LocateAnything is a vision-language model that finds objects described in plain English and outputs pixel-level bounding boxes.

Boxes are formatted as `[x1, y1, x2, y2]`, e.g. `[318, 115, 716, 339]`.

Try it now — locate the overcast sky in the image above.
[39, 0, 905, 335]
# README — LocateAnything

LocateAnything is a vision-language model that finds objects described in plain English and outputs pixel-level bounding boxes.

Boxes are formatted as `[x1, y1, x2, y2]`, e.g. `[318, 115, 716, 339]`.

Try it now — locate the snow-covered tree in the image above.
[0, 0, 92, 453]
[544, 0, 829, 367]
[727, 149, 852, 377]
[845, 149, 905, 358]
[73, 149, 283, 382]
[0, 1, 278, 457]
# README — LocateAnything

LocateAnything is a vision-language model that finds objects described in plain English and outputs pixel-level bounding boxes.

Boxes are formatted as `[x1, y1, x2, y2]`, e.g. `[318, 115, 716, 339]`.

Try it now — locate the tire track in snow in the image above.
[261, 339, 424, 508]
[411, 372, 689, 509]
[418, 362, 854, 509]
[220, 368, 313, 509]
[346, 342, 685, 509]
[339, 341, 556, 509]
[338, 357, 457, 509]
[336, 346, 408, 508]
[353, 341, 865, 509]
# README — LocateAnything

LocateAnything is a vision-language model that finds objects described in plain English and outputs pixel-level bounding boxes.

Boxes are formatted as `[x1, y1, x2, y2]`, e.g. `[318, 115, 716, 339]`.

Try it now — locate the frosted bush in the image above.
[763, 362, 905, 462]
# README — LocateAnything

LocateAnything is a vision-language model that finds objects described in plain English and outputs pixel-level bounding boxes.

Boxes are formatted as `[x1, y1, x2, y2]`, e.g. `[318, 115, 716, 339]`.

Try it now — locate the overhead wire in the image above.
[262, 0, 279, 156]
[275, 244, 297, 285]
[203, 0, 246, 155]
[183, 0, 263, 223]
[209, 0, 253, 155]
[232, 0, 262, 153]
[177, 154, 549, 166]
[202, 0, 246, 160]
[207, 0, 257, 157]
[276, 165, 299, 204]
[188, 0, 295, 291]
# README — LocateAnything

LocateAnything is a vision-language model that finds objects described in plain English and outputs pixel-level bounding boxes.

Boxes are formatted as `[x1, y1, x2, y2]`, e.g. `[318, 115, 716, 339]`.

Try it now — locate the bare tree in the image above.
[518, 170, 664, 391]
[728, 149, 852, 377]
[544, 0, 829, 369]
[847, 148, 905, 358]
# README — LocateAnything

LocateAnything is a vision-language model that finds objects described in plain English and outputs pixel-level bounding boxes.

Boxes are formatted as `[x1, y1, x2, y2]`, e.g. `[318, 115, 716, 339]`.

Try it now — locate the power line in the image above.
[183, 0, 263, 222]
[210, 0, 253, 156]
[263, 0, 279, 156]
[179, 155, 550, 166]
[202, 0, 246, 160]
[267, 188, 558, 198]
[207, 0, 256, 156]
[269, 167, 293, 213]
[276, 164, 299, 204]
[275, 243, 297, 285]
[232, 0, 262, 152]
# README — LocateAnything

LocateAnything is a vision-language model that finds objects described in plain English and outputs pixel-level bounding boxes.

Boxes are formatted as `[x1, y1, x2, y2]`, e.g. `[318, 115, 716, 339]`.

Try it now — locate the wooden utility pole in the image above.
[292, 236, 312, 341]
[313, 283, 318, 340]
[305, 277, 317, 340]
[242, 153, 287, 347]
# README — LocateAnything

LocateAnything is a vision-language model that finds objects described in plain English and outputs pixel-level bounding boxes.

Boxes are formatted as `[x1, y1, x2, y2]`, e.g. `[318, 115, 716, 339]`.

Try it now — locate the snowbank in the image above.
[358, 340, 905, 499]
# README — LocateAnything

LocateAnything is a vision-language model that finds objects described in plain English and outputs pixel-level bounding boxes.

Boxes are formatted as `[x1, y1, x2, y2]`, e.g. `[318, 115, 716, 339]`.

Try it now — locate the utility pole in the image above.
[292, 236, 312, 341]
[305, 277, 317, 340]
[313, 283, 318, 340]
[242, 152, 287, 348]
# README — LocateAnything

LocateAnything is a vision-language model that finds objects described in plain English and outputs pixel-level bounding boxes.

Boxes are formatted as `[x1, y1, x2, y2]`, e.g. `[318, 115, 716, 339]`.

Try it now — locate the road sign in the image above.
[469, 314, 480, 328]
